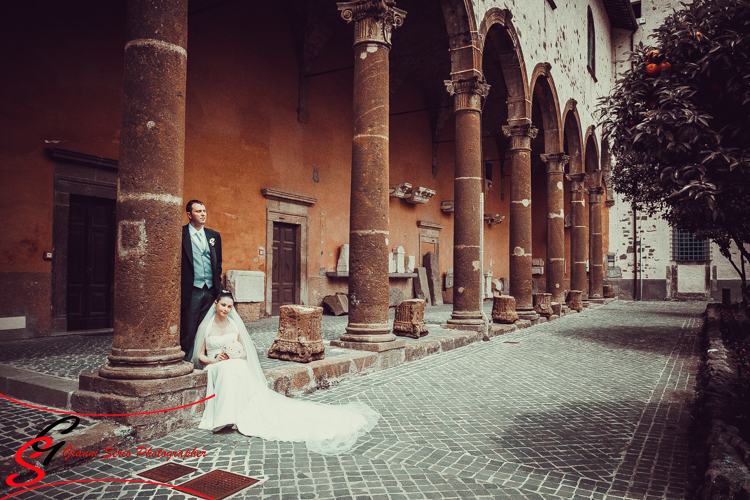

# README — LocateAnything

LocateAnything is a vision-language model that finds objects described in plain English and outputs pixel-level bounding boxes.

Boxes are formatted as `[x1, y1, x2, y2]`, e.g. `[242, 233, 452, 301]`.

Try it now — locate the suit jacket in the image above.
[181, 224, 223, 309]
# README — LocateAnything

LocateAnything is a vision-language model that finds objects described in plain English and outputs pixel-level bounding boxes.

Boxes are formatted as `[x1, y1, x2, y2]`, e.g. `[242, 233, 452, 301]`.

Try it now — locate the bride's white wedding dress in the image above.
[191, 307, 379, 456]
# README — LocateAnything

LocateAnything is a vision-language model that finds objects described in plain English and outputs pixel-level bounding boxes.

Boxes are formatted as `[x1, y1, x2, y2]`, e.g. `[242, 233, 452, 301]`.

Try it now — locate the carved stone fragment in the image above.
[393, 246, 405, 273]
[389, 287, 404, 308]
[393, 299, 428, 339]
[440, 200, 454, 213]
[405, 255, 416, 273]
[492, 295, 518, 324]
[336, 244, 349, 273]
[603, 285, 616, 298]
[268, 305, 325, 363]
[566, 290, 583, 312]
[405, 186, 436, 204]
[533, 292, 553, 318]
[322, 293, 348, 316]
[389, 182, 412, 198]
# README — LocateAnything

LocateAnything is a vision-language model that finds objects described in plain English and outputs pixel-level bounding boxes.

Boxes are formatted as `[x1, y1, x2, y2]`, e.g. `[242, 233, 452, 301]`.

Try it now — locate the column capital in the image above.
[586, 171, 602, 187]
[502, 123, 538, 151]
[338, 0, 406, 48]
[586, 186, 605, 198]
[444, 77, 490, 112]
[566, 172, 586, 191]
[540, 153, 569, 174]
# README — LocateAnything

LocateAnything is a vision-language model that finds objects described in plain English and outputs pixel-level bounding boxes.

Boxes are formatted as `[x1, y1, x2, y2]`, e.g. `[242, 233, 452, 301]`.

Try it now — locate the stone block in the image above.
[389, 287, 404, 308]
[235, 302, 262, 323]
[492, 295, 518, 324]
[393, 299, 428, 339]
[566, 290, 583, 312]
[533, 293, 553, 318]
[499, 277, 509, 293]
[603, 285, 616, 298]
[532, 278, 539, 293]
[406, 255, 416, 273]
[226, 270, 264, 303]
[445, 268, 454, 289]
[336, 244, 349, 273]
[393, 246, 405, 273]
[550, 302, 562, 316]
[442, 288, 453, 304]
[388, 253, 396, 273]
[483, 270, 493, 299]
[492, 279, 502, 296]
[413, 267, 431, 303]
[268, 305, 325, 363]
[423, 252, 442, 306]
[322, 293, 348, 316]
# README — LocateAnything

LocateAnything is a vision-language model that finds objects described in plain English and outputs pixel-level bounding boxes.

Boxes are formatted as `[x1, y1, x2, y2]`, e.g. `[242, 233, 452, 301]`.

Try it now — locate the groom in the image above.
[181, 199, 223, 360]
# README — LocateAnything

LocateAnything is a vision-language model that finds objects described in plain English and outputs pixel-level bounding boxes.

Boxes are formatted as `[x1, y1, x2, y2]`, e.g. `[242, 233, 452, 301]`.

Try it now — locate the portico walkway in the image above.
[0, 300, 703, 499]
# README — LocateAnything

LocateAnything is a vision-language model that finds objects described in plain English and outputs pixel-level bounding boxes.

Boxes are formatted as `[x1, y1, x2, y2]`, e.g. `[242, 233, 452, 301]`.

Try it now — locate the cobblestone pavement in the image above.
[1, 301, 703, 499]
[0, 304, 470, 378]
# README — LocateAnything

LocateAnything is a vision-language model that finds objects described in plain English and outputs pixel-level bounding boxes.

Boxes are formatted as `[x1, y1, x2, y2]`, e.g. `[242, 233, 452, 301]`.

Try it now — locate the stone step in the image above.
[0, 364, 78, 410]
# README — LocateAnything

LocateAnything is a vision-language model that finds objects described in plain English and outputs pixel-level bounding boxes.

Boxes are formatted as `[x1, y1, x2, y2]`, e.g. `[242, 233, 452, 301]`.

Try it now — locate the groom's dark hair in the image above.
[186, 199, 205, 213]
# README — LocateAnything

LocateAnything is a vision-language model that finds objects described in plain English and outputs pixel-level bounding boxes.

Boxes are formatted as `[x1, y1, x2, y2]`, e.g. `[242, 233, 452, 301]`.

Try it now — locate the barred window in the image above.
[672, 228, 709, 261]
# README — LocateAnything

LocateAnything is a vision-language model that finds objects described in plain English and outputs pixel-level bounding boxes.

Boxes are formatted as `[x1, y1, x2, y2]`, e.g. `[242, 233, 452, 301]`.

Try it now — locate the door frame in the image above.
[48, 148, 117, 334]
[262, 189, 316, 316]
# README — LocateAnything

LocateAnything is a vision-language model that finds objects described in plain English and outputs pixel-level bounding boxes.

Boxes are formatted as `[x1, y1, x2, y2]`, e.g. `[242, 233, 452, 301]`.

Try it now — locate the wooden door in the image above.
[271, 222, 298, 315]
[67, 195, 115, 330]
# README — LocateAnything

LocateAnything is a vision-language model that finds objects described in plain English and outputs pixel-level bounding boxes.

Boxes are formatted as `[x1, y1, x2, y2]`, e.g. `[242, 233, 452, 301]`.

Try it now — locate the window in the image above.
[587, 7, 596, 78]
[672, 228, 709, 261]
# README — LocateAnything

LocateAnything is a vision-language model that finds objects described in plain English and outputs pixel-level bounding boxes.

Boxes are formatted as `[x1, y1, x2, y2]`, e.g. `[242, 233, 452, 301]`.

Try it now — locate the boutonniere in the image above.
[209, 238, 215, 247]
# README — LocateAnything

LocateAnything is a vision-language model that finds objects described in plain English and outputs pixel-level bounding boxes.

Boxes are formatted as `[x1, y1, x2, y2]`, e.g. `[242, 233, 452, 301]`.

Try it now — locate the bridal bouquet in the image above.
[221, 340, 244, 359]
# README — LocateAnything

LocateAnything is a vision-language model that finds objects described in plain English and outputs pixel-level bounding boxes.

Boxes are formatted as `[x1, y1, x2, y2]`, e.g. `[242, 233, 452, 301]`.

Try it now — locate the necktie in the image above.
[193, 231, 205, 251]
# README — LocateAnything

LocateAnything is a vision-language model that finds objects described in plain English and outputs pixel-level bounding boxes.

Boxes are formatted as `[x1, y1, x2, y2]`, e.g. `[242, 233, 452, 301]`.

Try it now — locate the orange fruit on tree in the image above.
[660, 61, 671, 72]
[646, 63, 661, 77]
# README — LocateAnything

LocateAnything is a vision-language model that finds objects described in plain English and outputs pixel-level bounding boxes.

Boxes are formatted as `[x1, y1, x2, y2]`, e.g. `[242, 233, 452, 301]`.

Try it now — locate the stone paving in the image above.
[0, 300, 703, 499]
[0, 304, 476, 379]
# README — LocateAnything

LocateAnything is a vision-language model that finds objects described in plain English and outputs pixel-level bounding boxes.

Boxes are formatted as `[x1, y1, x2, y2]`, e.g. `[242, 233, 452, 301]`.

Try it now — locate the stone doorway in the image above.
[66, 194, 116, 330]
[271, 221, 299, 315]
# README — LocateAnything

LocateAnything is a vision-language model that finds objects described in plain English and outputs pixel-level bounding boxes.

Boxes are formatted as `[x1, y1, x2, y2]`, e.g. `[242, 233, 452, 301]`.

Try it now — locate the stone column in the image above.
[588, 172, 604, 299]
[444, 77, 490, 329]
[72, 0, 206, 440]
[566, 172, 588, 299]
[540, 153, 568, 304]
[336, 0, 405, 345]
[503, 123, 539, 320]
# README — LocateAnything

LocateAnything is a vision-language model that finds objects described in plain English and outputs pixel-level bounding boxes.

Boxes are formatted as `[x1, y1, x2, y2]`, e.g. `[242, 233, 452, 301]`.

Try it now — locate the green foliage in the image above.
[599, 0, 750, 304]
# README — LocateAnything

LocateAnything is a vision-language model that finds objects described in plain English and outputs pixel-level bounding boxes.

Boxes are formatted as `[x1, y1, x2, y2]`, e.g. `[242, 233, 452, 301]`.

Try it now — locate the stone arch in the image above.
[562, 99, 583, 174]
[478, 8, 530, 122]
[584, 126, 600, 173]
[441, 0, 481, 80]
[529, 63, 562, 154]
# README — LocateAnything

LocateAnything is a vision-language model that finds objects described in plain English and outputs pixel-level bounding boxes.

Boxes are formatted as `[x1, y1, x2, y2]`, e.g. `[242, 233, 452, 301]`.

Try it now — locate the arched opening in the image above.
[562, 102, 585, 295]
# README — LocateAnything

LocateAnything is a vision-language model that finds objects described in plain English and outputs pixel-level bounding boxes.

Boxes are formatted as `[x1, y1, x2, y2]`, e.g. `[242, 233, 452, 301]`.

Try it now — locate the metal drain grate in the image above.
[138, 463, 197, 482]
[179, 470, 260, 499]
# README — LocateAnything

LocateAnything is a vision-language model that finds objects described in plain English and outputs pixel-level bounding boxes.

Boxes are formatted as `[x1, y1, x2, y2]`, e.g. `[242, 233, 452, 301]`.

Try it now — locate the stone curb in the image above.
[0, 363, 79, 409]
[696, 303, 750, 499]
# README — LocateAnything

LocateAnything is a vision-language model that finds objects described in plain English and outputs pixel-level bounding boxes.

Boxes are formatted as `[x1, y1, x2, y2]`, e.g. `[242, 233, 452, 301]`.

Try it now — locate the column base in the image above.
[72, 369, 207, 441]
[448, 310, 483, 325]
[330, 339, 405, 352]
[516, 309, 540, 321]
[99, 346, 193, 380]
[341, 322, 395, 343]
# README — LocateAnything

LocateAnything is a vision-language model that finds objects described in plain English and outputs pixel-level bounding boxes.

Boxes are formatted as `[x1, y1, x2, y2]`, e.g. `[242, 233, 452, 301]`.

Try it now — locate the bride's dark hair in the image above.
[216, 290, 234, 302]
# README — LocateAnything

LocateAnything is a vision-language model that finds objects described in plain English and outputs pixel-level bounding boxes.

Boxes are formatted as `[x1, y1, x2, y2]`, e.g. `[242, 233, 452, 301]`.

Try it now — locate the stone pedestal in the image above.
[393, 299, 428, 339]
[603, 285, 616, 298]
[540, 154, 568, 304]
[566, 290, 583, 312]
[504, 123, 538, 315]
[445, 77, 489, 328]
[567, 173, 588, 299]
[492, 295, 518, 324]
[338, 0, 406, 345]
[551, 302, 562, 316]
[268, 305, 325, 363]
[533, 293, 553, 318]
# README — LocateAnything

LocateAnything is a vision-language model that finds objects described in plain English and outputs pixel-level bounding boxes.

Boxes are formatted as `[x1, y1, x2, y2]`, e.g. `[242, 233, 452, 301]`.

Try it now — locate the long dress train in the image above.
[191, 308, 379, 456]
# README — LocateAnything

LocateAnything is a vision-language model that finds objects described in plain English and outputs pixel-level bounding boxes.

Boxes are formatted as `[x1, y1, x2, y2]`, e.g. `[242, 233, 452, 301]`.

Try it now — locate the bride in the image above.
[190, 290, 379, 455]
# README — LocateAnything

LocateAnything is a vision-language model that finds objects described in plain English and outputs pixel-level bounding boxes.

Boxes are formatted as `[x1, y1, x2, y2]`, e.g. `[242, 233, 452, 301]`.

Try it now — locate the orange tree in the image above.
[598, 0, 750, 305]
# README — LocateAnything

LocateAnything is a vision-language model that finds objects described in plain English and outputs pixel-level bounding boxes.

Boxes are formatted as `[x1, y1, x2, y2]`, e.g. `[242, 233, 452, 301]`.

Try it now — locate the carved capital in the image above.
[405, 186, 435, 204]
[586, 186, 605, 199]
[565, 173, 586, 192]
[444, 77, 490, 112]
[338, 0, 406, 47]
[389, 182, 412, 198]
[540, 153, 569, 174]
[502, 123, 538, 151]
[484, 214, 505, 227]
